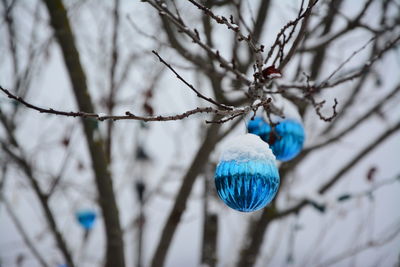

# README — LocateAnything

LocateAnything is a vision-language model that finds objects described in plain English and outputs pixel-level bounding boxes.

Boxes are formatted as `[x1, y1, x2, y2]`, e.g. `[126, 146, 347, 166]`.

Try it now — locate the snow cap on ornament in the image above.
[215, 134, 280, 212]
[247, 98, 305, 162]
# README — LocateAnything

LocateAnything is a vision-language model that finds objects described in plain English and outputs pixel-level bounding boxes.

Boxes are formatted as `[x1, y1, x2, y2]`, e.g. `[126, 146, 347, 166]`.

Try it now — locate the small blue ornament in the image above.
[247, 117, 305, 162]
[75, 209, 96, 230]
[215, 134, 280, 212]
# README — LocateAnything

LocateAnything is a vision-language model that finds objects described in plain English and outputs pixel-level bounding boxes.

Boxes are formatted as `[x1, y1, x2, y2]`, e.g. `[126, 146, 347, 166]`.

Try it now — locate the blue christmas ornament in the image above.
[215, 134, 280, 212]
[75, 209, 96, 230]
[247, 117, 305, 162]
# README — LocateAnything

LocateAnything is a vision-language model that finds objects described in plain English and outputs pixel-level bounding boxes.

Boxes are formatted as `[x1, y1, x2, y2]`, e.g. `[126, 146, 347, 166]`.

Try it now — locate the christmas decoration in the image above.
[214, 134, 280, 212]
[248, 116, 305, 162]
[75, 209, 97, 230]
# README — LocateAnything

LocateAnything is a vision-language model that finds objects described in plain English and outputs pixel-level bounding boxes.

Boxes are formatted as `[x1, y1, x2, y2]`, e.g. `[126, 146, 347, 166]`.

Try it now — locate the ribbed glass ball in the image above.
[248, 117, 305, 162]
[75, 209, 96, 230]
[215, 134, 280, 212]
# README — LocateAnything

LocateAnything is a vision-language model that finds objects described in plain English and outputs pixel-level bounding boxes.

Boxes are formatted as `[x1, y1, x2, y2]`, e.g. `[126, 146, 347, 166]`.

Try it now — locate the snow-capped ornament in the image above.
[214, 134, 280, 212]
[75, 209, 97, 230]
[247, 116, 305, 162]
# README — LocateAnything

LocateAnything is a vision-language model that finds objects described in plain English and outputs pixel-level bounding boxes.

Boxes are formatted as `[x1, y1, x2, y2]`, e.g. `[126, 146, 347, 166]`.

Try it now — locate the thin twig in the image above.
[143, 0, 252, 85]
[264, 0, 320, 65]
[306, 84, 400, 151]
[321, 36, 376, 86]
[187, 0, 264, 73]
[3, 199, 50, 267]
[320, 35, 400, 89]
[0, 85, 272, 123]
[152, 50, 232, 110]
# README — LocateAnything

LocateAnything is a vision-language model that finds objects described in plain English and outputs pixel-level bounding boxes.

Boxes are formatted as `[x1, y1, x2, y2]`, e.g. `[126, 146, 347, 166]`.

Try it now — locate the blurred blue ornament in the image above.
[75, 209, 96, 230]
[247, 117, 270, 137]
[215, 134, 280, 212]
[247, 117, 305, 162]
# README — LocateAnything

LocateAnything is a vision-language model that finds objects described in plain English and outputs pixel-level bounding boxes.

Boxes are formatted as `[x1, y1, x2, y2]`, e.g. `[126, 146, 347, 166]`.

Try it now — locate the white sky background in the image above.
[0, 0, 400, 267]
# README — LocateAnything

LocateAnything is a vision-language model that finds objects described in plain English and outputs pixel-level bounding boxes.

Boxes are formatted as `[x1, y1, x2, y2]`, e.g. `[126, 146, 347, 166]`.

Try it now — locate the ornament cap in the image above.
[219, 133, 276, 163]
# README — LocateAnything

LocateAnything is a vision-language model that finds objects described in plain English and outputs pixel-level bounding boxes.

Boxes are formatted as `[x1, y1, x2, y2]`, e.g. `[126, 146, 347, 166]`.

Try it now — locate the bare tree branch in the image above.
[40, 1, 125, 266]
[2, 191, 50, 267]
[307, 84, 400, 151]
[152, 50, 232, 110]
[264, 0, 320, 65]
[105, 0, 121, 161]
[0, 85, 273, 123]
[279, 0, 314, 70]
[187, 0, 264, 73]
[318, 221, 400, 267]
[0, 141, 75, 267]
[150, 118, 222, 267]
[143, 0, 252, 85]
